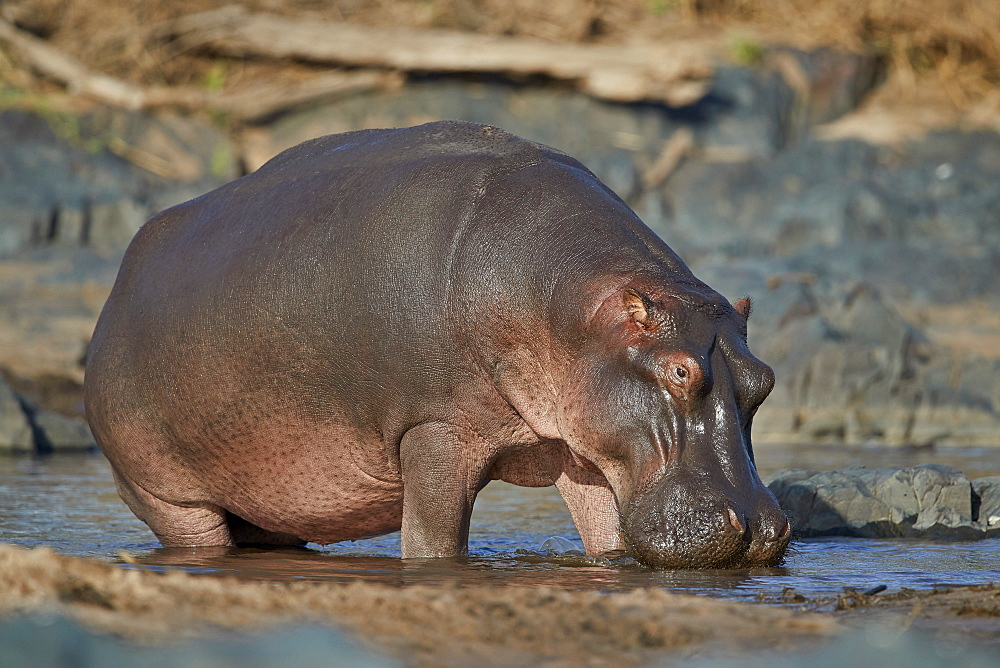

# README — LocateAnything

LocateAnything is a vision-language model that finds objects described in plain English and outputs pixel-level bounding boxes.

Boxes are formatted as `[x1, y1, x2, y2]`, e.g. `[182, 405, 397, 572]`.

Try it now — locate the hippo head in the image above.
[557, 282, 790, 569]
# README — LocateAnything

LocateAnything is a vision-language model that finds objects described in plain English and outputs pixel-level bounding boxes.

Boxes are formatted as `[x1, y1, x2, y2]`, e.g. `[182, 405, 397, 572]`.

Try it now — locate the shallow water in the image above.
[1, 449, 998, 602]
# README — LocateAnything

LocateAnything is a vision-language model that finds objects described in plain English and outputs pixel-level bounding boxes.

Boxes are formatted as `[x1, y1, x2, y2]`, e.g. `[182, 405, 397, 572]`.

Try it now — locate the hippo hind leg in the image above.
[111, 469, 233, 547]
[225, 512, 307, 548]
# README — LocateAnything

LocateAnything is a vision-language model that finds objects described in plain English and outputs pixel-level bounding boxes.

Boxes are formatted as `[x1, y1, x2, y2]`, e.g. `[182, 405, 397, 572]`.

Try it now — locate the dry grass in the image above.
[692, 0, 1000, 108]
[2, 0, 998, 110]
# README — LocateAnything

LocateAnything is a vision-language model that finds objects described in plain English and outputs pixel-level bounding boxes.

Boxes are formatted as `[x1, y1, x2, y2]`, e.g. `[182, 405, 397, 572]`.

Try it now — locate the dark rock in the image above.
[85, 198, 148, 250]
[30, 410, 97, 454]
[973, 477, 1000, 537]
[767, 48, 884, 129]
[686, 255, 1000, 446]
[0, 378, 95, 455]
[0, 377, 34, 454]
[0, 109, 232, 257]
[78, 108, 239, 184]
[753, 282, 934, 445]
[768, 465, 997, 539]
[681, 65, 796, 158]
[658, 130, 1000, 305]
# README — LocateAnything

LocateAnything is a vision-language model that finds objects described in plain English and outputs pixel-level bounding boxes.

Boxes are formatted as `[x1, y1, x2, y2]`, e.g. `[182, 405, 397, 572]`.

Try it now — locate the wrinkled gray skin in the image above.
[85, 121, 790, 569]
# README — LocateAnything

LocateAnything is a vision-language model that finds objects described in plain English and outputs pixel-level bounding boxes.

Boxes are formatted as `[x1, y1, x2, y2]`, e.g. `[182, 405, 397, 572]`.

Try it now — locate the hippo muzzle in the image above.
[620, 471, 791, 569]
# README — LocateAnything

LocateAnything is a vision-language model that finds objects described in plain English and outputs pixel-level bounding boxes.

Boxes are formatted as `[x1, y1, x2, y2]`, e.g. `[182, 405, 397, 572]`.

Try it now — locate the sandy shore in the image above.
[2, 543, 997, 665]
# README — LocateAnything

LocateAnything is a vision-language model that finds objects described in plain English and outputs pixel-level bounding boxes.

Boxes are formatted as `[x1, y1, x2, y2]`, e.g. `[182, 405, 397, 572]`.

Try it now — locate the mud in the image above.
[0, 543, 838, 664]
[2, 543, 999, 665]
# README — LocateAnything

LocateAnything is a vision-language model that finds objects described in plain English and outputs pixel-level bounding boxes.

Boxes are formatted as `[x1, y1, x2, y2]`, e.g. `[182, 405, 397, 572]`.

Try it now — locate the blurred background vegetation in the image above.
[2, 0, 998, 113]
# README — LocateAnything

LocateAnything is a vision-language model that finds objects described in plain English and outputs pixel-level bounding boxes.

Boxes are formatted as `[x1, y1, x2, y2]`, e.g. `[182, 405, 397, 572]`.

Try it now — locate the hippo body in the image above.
[85, 121, 789, 568]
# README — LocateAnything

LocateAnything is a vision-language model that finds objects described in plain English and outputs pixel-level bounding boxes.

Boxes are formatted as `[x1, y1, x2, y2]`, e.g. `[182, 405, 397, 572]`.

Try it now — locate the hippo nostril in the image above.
[762, 517, 791, 542]
[727, 508, 745, 534]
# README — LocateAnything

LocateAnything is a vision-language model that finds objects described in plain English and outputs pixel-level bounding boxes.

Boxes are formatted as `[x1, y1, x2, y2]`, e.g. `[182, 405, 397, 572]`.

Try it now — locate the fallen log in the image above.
[0, 17, 399, 120]
[137, 70, 403, 122]
[165, 6, 714, 107]
[0, 18, 146, 109]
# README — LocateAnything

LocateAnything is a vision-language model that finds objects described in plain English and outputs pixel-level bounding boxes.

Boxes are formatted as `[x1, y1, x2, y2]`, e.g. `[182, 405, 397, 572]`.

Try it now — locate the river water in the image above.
[1, 446, 999, 602]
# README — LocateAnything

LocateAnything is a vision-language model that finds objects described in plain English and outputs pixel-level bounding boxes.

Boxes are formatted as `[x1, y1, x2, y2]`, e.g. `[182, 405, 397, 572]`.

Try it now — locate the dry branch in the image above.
[0, 17, 146, 108]
[137, 70, 403, 122]
[166, 6, 714, 107]
[0, 17, 399, 120]
[641, 127, 695, 188]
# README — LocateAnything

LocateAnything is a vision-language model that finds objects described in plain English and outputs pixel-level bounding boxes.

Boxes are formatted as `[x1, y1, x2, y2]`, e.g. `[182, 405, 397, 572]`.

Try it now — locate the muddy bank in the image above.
[0, 543, 838, 664]
[2, 543, 998, 665]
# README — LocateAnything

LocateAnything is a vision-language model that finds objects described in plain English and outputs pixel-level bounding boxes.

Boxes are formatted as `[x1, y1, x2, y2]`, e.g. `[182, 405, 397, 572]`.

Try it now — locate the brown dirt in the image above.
[3, 543, 999, 663]
[786, 583, 1000, 654]
[0, 543, 839, 664]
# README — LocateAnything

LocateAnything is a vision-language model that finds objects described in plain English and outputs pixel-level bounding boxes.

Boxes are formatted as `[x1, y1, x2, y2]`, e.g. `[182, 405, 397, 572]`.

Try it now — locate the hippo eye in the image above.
[675, 367, 687, 379]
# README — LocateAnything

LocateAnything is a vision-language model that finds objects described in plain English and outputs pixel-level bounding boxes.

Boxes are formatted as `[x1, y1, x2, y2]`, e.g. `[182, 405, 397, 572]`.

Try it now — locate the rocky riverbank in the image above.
[1, 8, 999, 449]
[768, 465, 1000, 540]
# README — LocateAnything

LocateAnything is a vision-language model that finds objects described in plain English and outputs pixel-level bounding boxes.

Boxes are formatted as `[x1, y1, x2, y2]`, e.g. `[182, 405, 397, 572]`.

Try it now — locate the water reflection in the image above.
[137, 543, 788, 595]
[1, 451, 999, 601]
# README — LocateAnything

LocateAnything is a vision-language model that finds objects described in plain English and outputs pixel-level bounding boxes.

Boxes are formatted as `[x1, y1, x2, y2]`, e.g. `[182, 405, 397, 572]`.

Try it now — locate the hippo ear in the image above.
[623, 289, 654, 327]
[733, 296, 753, 319]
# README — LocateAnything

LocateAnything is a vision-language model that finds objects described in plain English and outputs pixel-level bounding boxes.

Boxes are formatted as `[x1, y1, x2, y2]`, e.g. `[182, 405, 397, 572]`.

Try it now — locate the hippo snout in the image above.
[620, 477, 791, 569]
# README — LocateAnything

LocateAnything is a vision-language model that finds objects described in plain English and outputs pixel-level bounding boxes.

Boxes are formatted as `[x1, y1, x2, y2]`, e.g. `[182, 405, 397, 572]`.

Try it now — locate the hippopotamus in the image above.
[85, 121, 790, 569]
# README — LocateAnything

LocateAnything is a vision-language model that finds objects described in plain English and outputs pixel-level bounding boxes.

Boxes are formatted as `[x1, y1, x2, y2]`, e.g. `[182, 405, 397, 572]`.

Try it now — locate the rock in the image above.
[0, 49, 998, 447]
[973, 477, 1000, 537]
[768, 465, 998, 539]
[539, 536, 583, 556]
[85, 198, 149, 250]
[689, 257, 1000, 446]
[246, 51, 880, 182]
[0, 378, 34, 454]
[767, 48, 884, 129]
[687, 65, 796, 159]
[78, 108, 239, 184]
[0, 378, 95, 455]
[29, 410, 97, 454]
[0, 109, 231, 257]
[661, 130, 1000, 303]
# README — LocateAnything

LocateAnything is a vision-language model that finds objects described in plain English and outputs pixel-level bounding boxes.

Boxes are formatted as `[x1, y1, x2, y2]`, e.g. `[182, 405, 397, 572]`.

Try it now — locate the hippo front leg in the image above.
[398, 422, 488, 558]
[554, 455, 623, 556]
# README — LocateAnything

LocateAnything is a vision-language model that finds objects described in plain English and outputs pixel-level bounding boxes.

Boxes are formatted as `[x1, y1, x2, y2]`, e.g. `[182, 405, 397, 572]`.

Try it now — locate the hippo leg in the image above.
[398, 422, 488, 559]
[111, 469, 233, 547]
[554, 457, 622, 556]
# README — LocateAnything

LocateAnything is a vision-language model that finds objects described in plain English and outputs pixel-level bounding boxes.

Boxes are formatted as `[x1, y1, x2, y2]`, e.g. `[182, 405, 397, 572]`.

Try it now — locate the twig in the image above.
[641, 127, 695, 189]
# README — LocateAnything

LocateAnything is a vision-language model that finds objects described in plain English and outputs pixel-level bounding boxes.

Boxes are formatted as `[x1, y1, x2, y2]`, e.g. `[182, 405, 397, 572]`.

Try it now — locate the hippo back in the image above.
[87, 122, 703, 504]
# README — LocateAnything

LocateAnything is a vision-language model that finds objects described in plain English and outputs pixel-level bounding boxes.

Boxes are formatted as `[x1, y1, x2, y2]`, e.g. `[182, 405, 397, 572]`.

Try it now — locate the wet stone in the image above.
[973, 477, 1000, 537]
[768, 465, 998, 540]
